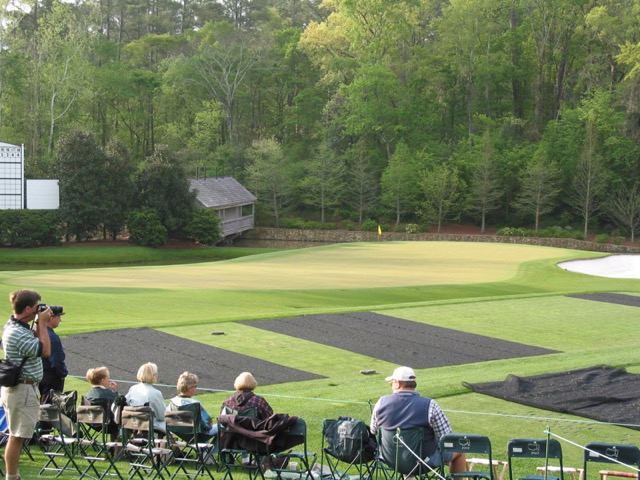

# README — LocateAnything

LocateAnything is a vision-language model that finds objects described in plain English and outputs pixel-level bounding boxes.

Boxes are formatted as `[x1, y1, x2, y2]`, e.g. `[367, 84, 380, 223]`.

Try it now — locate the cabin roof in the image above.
[189, 176, 256, 209]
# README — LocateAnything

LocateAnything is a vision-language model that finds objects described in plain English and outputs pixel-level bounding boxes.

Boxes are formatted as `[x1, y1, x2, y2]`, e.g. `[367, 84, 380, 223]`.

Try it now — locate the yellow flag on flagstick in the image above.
[377, 225, 382, 235]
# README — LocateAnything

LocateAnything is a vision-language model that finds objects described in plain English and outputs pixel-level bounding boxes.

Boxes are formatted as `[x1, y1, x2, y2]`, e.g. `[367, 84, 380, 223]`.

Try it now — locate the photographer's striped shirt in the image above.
[2, 317, 44, 382]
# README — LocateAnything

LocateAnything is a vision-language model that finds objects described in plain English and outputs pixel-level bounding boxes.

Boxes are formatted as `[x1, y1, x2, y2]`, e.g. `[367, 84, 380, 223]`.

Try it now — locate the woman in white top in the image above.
[125, 362, 166, 434]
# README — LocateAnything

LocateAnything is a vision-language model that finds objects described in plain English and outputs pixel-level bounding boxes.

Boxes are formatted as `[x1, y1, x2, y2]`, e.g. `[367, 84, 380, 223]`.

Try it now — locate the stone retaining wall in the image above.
[240, 227, 640, 254]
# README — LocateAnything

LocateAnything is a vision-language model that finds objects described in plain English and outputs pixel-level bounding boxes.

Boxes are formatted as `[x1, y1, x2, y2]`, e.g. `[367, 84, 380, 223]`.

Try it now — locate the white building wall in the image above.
[26, 179, 60, 209]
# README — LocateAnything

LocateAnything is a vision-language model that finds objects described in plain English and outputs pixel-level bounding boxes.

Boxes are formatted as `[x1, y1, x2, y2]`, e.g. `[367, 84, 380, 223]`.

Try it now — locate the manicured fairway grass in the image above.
[2, 241, 640, 478]
[0, 242, 630, 334]
[2, 242, 602, 290]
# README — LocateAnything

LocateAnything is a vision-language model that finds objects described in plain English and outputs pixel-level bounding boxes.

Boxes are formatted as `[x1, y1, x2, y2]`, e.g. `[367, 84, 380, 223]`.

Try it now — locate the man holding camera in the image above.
[2, 290, 51, 480]
[39, 308, 67, 403]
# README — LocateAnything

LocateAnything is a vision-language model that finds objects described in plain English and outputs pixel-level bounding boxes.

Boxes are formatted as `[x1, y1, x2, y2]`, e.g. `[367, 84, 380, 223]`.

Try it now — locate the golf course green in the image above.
[1, 240, 639, 476]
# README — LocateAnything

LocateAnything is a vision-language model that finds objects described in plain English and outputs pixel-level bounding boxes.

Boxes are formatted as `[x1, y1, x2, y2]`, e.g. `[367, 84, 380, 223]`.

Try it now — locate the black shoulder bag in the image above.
[0, 357, 28, 387]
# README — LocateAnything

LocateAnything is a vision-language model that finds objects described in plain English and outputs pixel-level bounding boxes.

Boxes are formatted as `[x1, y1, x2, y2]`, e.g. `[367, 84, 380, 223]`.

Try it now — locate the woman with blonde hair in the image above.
[221, 372, 273, 419]
[167, 371, 218, 437]
[125, 362, 165, 434]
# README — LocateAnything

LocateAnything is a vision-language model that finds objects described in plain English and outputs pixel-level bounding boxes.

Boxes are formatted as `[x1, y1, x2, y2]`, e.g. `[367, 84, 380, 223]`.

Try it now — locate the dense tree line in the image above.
[2, 0, 640, 240]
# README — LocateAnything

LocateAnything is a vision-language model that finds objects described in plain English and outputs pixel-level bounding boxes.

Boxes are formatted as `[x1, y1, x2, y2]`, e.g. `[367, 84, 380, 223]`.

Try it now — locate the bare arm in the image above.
[35, 309, 52, 358]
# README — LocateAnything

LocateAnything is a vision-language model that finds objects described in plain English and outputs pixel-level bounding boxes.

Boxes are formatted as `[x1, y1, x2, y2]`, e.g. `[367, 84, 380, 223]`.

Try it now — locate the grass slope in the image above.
[2, 241, 640, 477]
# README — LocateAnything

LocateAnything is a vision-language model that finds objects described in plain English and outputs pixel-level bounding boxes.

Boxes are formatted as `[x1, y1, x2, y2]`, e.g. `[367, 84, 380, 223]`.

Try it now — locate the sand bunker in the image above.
[558, 255, 640, 279]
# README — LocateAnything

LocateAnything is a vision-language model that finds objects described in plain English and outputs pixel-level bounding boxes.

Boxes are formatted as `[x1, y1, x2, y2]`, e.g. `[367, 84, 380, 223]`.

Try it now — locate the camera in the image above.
[38, 304, 64, 316]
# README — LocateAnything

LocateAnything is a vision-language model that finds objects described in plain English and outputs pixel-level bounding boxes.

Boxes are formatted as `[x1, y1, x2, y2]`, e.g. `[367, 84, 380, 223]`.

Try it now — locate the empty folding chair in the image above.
[377, 427, 442, 480]
[440, 433, 494, 480]
[76, 403, 124, 480]
[583, 443, 640, 480]
[321, 417, 376, 480]
[507, 438, 565, 480]
[165, 405, 216, 479]
[37, 403, 82, 477]
[121, 406, 173, 480]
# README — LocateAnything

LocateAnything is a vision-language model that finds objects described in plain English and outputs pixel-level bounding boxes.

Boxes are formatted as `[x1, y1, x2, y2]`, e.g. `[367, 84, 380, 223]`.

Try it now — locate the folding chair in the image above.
[507, 438, 564, 480]
[321, 417, 376, 480]
[377, 427, 442, 480]
[267, 418, 317, 480]
[165, 405, 216, 479]
[583, 443, 640, 480]
[440, 433, 494, 480]
[37, 403, 83, 477]
[76, 402, 124, 480]
[121, 406, 173, 480]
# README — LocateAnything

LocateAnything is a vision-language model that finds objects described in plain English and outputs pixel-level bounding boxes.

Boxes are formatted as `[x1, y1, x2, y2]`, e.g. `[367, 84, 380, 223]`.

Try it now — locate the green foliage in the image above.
[405, 223, 419, 233]
[497, 227, 527, 236]
[135, 145, 196, 235]
[381, 142, 423, 226]
[361, 219, 378, 231]
[304, 220, 336, 230]
[280, 218, 307, 229]
[535, 228, 584, 240]
[420, 164, 463, 233]
[0, 210, 61, 247]
[53, 131, 111, 241]
[127, 209, 168, 248]
[245, 138, 296, 228]
[103, 139, 136, 240]
[595, 234, 609, 243]
[498, 226, 584, 240]
[514, 153, 562, 232]
[185, 209, 222, 246]
[299, 142, 346, 223]
[342, 221, 356, 231]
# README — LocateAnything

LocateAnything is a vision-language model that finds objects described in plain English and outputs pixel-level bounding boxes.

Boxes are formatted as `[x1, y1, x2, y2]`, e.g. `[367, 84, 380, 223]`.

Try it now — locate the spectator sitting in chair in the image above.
[84, 366, 121, 438]
[370, 366, 466, 474]
[125, 362, 165, 435]
[167, 371, 218, 438]
[85, 366, 119, 402]
[221, 372, 273, 420]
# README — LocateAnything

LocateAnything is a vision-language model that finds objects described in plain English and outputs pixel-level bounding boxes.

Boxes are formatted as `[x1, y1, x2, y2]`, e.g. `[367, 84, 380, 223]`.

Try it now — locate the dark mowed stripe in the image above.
[240, 312, 559, 368]
[567, 292, 640, 307]
[63, 328, 324, 397]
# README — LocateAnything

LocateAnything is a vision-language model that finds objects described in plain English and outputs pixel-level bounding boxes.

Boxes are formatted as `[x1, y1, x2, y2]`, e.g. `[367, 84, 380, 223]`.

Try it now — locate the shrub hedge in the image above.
[0, 210, 62, 247]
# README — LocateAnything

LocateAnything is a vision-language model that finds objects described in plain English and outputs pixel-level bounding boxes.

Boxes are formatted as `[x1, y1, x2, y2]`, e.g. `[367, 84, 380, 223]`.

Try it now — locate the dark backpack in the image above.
[323, 417, 376, 463]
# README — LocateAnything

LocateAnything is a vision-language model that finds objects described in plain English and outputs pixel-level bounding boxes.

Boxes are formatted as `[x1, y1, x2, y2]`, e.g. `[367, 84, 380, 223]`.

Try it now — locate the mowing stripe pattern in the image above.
[240, 312, 559, 368]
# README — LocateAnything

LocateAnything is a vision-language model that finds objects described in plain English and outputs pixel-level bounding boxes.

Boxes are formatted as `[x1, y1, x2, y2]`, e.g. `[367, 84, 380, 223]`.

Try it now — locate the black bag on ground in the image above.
[0, 358, 27, 387]
[324, 416, 376, 463]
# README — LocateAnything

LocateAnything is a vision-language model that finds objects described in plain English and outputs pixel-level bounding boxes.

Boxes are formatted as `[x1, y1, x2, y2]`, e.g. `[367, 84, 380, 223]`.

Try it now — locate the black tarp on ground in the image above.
[63, 327, 324, 396]
[463, 365, 640, 430]
[567, 293, 640, 307]
[240, 312, 559, 369]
